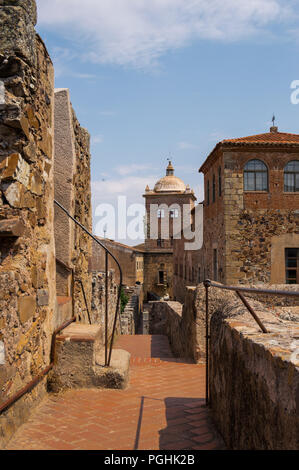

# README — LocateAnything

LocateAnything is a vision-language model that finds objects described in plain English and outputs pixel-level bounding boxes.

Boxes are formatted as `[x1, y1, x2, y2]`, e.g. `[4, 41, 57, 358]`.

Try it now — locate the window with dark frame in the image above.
[158, 270, 164, 284]
[244, 159, 268, 191]
[170, 209, 179, 218]
[285, 248, 299, 284]
[157, 238, 164, 247]
[284, 161, 299, 192]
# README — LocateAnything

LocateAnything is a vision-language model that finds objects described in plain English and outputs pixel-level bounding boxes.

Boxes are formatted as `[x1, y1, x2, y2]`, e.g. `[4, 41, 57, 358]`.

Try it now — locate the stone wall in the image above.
[148, 287, 200, 361]
[143, 251, 173, 299]
[0, 0, 56, 448]
[91, 270, 119, 348]
[221, 148, 299, 285]
[195, 141, 299, 287]
[209, 297, 299, 450]
[90, 237, 144, 287]
[120, 289, 140, 335]
[71, 108, 92, 324]
[54, 88, 92, 324]
[150, 281, 299, 366]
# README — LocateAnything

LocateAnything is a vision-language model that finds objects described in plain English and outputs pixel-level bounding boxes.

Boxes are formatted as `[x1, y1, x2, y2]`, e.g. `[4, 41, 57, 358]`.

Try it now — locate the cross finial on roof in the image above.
[270, 114, 278, 133]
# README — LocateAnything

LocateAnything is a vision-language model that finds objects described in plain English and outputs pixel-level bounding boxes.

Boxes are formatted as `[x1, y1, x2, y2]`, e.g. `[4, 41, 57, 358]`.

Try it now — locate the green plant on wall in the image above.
[120, 288, 129, 313]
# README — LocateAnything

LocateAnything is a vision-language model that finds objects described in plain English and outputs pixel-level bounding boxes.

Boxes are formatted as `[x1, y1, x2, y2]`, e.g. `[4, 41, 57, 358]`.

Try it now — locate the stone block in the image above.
[2, 181, 23, 207]
[0, 1, 37, 24]
[0, 217, 25, 237]
[0, 153, 30, 186]
[18, 295, 36, 323]
[37, 289, 49, 306]
[0, 79, 4, 105]
[0, 341, 5, 365]
[94, 349, 131, 390]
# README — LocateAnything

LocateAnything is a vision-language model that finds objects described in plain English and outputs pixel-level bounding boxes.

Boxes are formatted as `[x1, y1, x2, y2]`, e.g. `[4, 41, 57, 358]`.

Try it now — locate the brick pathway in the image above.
[5, 335, 225, 450]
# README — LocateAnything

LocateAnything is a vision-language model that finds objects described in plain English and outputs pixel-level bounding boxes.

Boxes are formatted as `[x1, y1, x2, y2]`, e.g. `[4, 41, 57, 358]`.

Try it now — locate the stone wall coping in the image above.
[224, 314, 299, 366]
[56, 324, 102, 342]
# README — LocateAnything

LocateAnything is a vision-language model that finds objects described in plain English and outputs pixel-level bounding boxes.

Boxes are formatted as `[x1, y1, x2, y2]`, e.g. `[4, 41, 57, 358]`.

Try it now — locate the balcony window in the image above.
[244, 159, 268, 191]
[284, 161, 299, 192]
[285, 248, 299, 284]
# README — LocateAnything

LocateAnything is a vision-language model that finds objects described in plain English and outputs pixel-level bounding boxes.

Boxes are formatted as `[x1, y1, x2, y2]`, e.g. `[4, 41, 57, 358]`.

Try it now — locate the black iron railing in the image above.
[54, 199, 123, 367]
[203, 279, 299, 405]
[56, 257, 92, 325]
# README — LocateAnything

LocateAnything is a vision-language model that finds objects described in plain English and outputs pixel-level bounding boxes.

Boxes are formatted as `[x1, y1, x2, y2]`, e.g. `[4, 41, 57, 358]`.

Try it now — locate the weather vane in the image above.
[272, 114, 276, 126]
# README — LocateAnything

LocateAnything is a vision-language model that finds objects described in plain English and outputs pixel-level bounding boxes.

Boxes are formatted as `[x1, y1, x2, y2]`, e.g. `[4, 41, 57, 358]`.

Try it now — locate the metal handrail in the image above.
[54, 199, 123, 367]
[56, 257, 91, 324]
[0, 316, 76, 415]
[75, 278, 92, 325]
[203, 279, 299, 406]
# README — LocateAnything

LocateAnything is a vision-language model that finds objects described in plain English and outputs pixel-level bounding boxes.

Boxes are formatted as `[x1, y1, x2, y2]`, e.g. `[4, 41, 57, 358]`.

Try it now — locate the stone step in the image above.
[48, 323, 130, 392]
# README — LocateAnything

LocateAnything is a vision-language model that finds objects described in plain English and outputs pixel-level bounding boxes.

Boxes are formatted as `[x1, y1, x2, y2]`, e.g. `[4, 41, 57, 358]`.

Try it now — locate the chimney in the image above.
[270, 126, 278, 133]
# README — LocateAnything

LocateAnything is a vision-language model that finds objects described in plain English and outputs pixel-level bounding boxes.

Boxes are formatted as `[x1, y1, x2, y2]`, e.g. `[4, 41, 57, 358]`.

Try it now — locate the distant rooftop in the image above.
[199, 127, 299, 173]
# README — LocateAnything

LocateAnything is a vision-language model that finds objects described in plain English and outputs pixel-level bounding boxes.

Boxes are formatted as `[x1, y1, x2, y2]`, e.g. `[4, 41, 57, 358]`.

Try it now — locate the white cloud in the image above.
[91, 135, 104, 144]
[92, 174, 157, 203]
[36, 0, 295, 69]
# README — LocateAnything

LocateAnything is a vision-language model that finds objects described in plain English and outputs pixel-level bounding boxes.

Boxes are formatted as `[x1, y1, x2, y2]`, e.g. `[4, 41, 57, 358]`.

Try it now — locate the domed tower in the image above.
[143, 161, 196, 299]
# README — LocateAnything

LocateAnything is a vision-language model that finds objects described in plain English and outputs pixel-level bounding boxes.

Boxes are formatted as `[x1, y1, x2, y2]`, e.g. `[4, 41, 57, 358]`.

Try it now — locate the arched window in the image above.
[244, 159, 268, 191]
[284, 160, 299, 192]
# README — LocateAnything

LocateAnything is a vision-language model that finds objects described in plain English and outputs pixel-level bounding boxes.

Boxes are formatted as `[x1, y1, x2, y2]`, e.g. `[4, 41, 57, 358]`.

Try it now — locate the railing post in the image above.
[204, 279, 211, 406]
[105, 251, 109, 367]
[236, 291, 268, 334]
[54, 199, 123, 369]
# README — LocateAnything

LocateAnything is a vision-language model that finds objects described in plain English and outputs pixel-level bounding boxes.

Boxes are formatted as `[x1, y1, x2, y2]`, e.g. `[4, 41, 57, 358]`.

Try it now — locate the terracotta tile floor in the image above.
[5, 335, 226, 450]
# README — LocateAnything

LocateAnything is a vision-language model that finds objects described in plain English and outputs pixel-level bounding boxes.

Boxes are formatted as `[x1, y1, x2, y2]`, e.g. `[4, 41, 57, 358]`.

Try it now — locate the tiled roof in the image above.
[199, 130, 299, 173]
[221, 131, 299, 145]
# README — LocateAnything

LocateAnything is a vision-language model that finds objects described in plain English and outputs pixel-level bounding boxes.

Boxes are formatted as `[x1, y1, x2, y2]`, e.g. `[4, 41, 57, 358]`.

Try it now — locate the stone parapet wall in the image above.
[209, 302, 299, 449]
[148, 287, 199, 361]
[171, 283, 299, 363]
[120, 285, 143, 335]
[91, 270, 119, 347]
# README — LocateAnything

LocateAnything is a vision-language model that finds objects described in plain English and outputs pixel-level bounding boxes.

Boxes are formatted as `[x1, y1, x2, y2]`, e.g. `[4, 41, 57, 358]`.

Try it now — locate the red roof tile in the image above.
[199, 130, 299, 173]
[221, 131, 299, 145]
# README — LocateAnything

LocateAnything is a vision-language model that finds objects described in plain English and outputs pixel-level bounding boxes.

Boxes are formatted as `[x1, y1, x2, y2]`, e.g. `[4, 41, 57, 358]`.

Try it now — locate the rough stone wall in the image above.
[209, 299, 299, 450]
[148, 287, 200, 361]
[197, 145, 299, 286]
[201, 151, 226, 283]
[222, 148, 299, 285]
[72, 110, 92, 323]
[120, 289, 140, 335]
[0, 0, 56, 448]
[173, 227, 202, 304]
[143, 251, 173, 299]
[90, 238, 144, 287]
[54, 89, 76, 298]
[91, 270, 119, 347]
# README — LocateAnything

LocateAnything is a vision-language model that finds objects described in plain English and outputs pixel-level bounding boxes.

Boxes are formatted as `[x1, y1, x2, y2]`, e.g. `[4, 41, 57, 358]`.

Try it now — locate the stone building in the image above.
[173, 126, 299, 299]
[90, 237, 144, 286]
[172, 204, 203, 303]
[143, 161, 196, 299]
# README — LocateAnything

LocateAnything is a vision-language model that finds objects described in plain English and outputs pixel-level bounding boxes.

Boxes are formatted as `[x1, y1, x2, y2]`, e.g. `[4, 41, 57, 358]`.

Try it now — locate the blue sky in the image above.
[36, 0, 299, 244]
